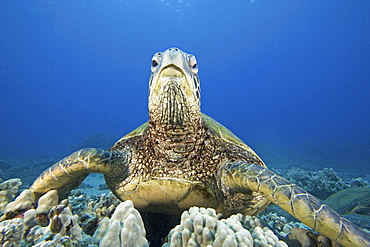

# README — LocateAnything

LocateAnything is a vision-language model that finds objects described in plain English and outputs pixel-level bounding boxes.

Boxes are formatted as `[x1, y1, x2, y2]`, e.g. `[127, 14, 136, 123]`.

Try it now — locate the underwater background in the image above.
[0, 0, 369, 179]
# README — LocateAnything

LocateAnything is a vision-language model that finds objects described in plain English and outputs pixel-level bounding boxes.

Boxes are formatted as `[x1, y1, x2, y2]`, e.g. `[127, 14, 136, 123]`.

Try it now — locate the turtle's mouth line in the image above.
[159, 65, 186, 79]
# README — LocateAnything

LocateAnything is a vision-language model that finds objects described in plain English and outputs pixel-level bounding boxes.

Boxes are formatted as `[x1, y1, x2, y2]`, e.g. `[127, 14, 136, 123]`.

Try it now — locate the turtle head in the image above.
[148, 47, 201, 128]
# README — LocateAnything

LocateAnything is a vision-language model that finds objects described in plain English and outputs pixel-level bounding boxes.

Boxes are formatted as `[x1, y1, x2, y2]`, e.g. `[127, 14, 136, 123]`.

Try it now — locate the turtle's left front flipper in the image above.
[219, 161, 370, 247]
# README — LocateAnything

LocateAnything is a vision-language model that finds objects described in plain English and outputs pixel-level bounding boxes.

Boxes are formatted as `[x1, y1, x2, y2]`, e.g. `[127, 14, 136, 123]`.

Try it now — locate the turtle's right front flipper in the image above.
[0, 148, 131, 221]
[31, 148, 131, 199]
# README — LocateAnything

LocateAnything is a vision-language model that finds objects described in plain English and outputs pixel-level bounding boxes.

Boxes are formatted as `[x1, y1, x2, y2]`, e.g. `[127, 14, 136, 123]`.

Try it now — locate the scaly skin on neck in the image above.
[148, 48, 202, 162]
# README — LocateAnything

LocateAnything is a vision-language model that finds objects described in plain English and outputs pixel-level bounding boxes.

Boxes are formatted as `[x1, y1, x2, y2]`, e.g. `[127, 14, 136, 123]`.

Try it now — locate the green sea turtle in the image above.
[324, 187, 370, 230]
[3, 48, 369, 246]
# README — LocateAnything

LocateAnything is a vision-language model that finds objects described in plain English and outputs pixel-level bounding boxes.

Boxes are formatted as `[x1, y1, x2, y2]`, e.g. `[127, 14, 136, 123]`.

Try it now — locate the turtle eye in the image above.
[188, 55, 198, 74]
[152, 60, 158, 67]
[151, 52, 161, 72]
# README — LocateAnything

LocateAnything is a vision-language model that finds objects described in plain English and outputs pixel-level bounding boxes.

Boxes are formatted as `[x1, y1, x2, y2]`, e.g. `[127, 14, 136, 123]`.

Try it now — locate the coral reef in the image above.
[0, 186, 150, 246]
[272, 167, 366, 199]
[286, 228, 341, 247]
[0, 189, 35, 221]
[0, 178, 22, 214]
[0, 167, 368, 247]
[259, 213, 301, 237]
[0, 184, 296, 247]
[163, 206, 288, 247]
[36, 190, 59, 216]
[0, 218, 24, 246]
[259, 213, 344, 247]
[1, 190, 91, 246]
[69, 190, 121, 236]
[0, 158, 57, 187]
[0, 198, 90, 247]
[90, 200, 149, 247]
[69, 190, 120, 217]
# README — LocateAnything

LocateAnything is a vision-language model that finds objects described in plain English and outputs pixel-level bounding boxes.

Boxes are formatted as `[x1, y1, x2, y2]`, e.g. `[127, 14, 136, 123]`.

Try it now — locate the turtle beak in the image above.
[149, 48, 199, 110]
[148, 48, 201, 127]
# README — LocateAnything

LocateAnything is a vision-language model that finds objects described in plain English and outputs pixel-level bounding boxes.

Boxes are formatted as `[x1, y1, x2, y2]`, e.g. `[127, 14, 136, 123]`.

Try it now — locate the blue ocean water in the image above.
[0, 1, 369, 174]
